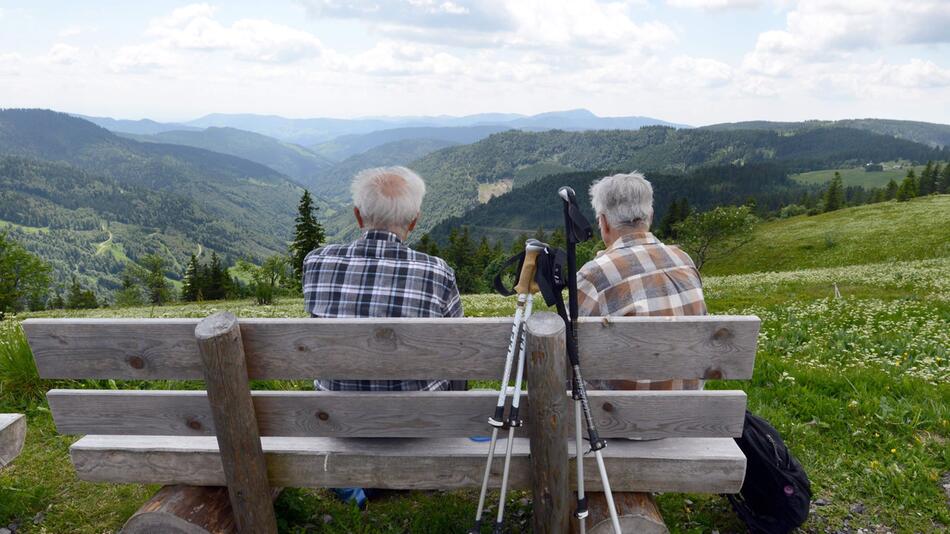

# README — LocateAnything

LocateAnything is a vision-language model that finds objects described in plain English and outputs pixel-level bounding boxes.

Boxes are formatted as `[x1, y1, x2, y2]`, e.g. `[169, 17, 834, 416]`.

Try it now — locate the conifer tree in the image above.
[885, 179, 899, 200]
[918, 162, 936, 196]
[289, 190, 325, 289]
[207, 252, 228, 300]
[181, 254, 201, 302]
[896, 171, 918, 202]
[416, 233, 439, 256]
[141, 254, 172, 305]
[939, 163, 950, 194]
[822, 172, 845, 212]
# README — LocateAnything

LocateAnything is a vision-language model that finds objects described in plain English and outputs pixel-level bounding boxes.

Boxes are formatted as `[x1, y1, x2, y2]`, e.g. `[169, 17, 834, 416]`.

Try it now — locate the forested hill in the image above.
[373, 125, 949, 242]
[702, 118, 950, 148]
[425, 164, 803, 244]
[122, 127, 335, 190]
[0, 109, 339, 296]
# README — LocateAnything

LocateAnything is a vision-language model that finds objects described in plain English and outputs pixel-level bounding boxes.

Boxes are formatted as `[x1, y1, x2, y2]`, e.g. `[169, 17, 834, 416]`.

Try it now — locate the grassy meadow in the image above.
[790, 162, 931, 189]
[1, 199, 949, 533]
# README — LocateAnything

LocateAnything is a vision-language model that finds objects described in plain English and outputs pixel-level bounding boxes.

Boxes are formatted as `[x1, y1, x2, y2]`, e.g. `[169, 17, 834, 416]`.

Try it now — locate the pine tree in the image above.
[207, 252, 228, 300]
[822, 172, 845, 212]
[939, 163, 950, 194]
[66, 276, 98, 309]
[115, 264, 144, 307]
[896, 172, 918, 202]
[289, 190, 325, 289]
[885, 179, 899, 200]
[533, 226, 547, 243]
[918, 161, 936, 196]
[181, 254, 201, 302]
[550, 227, 566, 249]
[141, 254, 171, 305]
[416, 233, 440, 257]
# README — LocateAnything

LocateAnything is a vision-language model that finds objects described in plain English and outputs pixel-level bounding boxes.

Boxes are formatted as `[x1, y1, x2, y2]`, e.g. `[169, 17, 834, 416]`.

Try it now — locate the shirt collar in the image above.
[607, 232, 660, 251]
[361, 229, 403, 243]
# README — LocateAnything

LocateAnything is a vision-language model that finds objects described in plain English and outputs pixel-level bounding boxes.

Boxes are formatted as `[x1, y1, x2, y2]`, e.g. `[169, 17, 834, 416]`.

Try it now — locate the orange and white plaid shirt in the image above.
[577, 231, 707, 391]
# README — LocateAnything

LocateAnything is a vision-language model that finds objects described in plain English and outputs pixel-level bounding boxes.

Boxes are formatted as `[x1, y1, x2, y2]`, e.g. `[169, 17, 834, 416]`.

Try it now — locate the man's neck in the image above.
[605, 226, 650, 247]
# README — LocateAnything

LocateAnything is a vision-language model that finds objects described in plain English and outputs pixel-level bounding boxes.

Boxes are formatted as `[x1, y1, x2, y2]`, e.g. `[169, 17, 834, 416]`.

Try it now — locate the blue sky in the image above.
[1, 1, 948, 125]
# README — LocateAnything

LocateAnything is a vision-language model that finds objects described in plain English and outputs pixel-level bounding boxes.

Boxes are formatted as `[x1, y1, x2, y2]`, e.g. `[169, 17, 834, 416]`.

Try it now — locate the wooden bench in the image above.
[23, 311, 758, 533]
[0, 413, 26, 469]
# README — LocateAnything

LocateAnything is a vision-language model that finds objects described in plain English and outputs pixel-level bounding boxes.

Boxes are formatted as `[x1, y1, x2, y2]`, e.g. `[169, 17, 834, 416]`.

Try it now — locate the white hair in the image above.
[588, 171, 654, 228]
[351, 166, 426, 230]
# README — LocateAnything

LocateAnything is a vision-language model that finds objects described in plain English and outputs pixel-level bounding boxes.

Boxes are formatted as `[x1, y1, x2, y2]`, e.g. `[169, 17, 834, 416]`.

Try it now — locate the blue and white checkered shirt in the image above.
[303, 229, 463, 391]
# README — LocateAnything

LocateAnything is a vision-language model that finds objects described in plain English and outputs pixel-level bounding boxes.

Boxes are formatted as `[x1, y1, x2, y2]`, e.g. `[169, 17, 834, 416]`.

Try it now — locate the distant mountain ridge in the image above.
[119, 127, 334, 190]
[703, 118, 950, 148]
[310, 125, 511, 161]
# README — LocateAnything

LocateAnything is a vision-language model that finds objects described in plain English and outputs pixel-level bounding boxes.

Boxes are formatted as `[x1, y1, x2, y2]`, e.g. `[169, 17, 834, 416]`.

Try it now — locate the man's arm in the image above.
[576, 271, 601, 317]
[443, 273, 463, 318]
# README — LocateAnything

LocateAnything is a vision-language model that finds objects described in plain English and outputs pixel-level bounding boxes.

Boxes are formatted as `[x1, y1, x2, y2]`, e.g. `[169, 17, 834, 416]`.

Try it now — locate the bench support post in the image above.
[526, 312, 571, 534]
[195, 312, 277, 534]
[0, 414, 26, 469]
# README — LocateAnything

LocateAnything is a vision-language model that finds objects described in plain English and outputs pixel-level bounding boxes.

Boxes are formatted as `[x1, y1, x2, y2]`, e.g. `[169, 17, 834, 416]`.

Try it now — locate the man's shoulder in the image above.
[405, 248, 456, 278]
[304, 243, 349, 263]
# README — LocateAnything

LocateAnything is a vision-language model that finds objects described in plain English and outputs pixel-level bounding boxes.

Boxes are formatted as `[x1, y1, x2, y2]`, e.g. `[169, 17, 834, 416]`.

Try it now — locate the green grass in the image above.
[2, 259, 948, 532]
[791, 162, 934, 189]
[704, 195, 950, 276]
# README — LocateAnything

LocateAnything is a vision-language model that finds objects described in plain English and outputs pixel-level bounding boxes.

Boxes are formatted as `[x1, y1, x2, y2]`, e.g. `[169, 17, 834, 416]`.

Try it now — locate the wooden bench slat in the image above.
[23, 316, 758, 381]
[70, 435, 746, 494]
[48, 389, 746, 439]
[0, 414, 27, 469]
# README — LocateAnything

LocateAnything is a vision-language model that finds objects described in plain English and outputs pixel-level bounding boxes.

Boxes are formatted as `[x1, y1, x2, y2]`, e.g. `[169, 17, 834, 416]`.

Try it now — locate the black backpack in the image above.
[728, 411, 811, 534]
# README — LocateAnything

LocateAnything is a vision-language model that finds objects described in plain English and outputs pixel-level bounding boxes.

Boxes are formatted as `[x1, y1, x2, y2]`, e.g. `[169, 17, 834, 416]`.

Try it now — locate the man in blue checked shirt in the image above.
[303, 165, 463, 391]
[302, 166, 463, 508]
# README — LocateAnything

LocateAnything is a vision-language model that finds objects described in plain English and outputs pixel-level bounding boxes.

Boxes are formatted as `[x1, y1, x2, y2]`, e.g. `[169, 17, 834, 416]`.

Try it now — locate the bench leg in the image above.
[0, 414, 26, 469]
[123, 485, 283, 534]
[580, 492, 669, 534]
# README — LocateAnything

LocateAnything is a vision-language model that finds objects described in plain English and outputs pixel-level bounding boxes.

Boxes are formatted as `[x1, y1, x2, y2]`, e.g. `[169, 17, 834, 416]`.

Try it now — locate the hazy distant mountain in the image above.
[703, 118, 950, 148]
[182, 109, 687, 145]
[75, 114, 200, 135]
[310, 125, 510, 161]
[121, 127, 334, 190]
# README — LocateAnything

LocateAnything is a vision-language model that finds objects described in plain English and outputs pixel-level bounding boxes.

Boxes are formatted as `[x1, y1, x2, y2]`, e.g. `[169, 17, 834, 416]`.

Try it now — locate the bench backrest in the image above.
[23, 314, 759, 441]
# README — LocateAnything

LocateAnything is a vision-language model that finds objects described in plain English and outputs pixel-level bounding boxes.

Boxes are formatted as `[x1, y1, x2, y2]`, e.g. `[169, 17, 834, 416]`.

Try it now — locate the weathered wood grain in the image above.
[195, 313, 276, 534]
[0, 413, 26, 469]
[47, 389, 746, 439]
[69, 436, 746, 493]
[22, 316, 759, 380]
[122, 485, 283, 534]
[525, 312, 571, 534]
[583, 492, 669, 534]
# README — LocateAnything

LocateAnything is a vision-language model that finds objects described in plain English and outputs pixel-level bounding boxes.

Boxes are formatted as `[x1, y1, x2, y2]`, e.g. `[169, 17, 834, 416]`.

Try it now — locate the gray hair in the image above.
[588, 171, 654, 228]
[351, 166, 426, 229]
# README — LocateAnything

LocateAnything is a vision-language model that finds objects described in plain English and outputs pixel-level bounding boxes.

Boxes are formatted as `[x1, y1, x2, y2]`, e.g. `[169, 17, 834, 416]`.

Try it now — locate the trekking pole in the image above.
[558, 186, 622, 534]
[470, 239, 543, 534]
[491, 239, 544, 534]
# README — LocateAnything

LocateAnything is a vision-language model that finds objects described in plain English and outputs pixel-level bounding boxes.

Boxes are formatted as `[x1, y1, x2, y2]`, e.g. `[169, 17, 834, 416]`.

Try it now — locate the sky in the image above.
[1, 0, 948, 126]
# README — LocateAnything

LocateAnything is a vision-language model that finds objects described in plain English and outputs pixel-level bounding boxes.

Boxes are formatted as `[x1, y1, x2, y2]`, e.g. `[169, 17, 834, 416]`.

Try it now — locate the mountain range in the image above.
[3, 107, 949, 301]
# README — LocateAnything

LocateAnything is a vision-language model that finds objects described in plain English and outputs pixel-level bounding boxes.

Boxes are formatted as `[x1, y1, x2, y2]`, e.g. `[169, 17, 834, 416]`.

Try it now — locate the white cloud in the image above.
[110, 44, 178, 73]
[666, 0, 761, 11]
[670, 55, 733, 86]
[46, 43, 81, 65]
[0, 53, 24, 76]
[744, 1, 950, 77]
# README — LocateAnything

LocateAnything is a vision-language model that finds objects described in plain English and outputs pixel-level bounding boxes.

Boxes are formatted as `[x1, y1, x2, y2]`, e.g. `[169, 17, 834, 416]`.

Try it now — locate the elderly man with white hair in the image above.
[575, 171, 707, 524]
[578, 171, 707, 391]
[303, 166, 463, 392]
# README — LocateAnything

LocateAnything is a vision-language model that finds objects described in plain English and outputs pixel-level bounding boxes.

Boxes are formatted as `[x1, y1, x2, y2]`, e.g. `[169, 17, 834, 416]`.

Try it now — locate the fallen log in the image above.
[0, 414, 26, 469]
[122, 485, 282, 534]
[580, 491, 669, 534]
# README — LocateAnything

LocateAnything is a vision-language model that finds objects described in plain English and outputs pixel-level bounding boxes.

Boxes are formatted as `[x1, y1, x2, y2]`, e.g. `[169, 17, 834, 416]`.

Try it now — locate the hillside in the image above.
[316, 138, 460, 203]
[425, 164, 804, 244]
[121, 127, 334, 190]
[310, 125, 509, 161]
[791, 162, 934, 189]
[703, 118, 950, 148]
[76, 115, 199, 135]
[0, 110, 338, 296]
[379, 126, 948, 241]
[702, 195, 950, 275]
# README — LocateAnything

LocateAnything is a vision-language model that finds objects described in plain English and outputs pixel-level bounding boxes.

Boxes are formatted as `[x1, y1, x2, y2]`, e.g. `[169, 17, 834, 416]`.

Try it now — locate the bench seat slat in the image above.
[23, 316, 758, 381]
[48, 389, 747, 439]
[70, 435, 746, 494]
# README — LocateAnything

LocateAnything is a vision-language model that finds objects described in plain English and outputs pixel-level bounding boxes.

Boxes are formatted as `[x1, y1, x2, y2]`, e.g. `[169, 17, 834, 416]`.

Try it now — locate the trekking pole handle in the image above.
[514, 240, 545, 294]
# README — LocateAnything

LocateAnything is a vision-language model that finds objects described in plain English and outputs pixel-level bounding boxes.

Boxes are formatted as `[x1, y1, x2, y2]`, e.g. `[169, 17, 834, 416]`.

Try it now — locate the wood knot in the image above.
[602, 402, 614, 413]
[127, 355, 145, 369]
[317, 411, 330, 421]
[704, 367, 724, 380]
[372, 328, 397, 349]
[295, 344, 309, 352]
[186, 419, 203, 431]
[713, 328, 733, 342]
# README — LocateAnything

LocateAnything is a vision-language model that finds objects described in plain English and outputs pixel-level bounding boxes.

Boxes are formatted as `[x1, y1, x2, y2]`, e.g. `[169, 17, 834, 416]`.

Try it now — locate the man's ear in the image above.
[598, 213, 610, 236]
[407, 214, 419, 233]
[354, 207, 364, 228]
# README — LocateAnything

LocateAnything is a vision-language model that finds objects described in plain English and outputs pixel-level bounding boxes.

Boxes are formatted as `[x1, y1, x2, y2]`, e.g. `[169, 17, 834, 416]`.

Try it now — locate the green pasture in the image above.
[791, 162, 934, 189]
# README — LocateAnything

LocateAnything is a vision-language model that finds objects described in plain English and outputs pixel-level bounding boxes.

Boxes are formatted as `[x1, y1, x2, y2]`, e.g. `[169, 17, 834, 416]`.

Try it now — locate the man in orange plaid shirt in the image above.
[577, 171, 707, 389]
